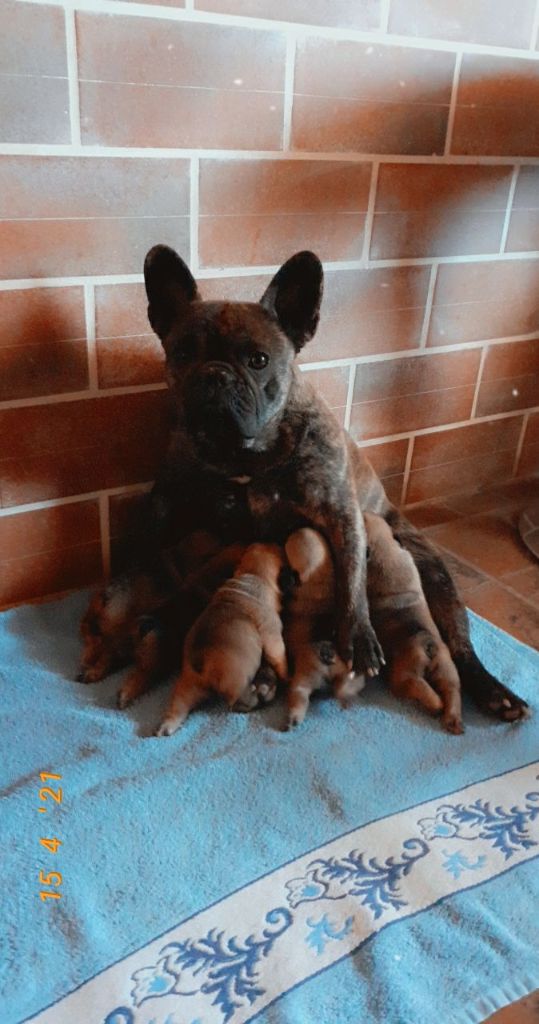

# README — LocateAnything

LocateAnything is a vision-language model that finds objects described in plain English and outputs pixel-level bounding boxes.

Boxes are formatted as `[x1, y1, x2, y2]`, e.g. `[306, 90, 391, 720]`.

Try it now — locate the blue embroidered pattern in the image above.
[129, 908, 292, 1023]
[419, 790, 539, 859]
[102, 784, 539, 1024]
[442, 850, 487, 879]
[287, 838, 429, 919]
[305, 913, 354, 955]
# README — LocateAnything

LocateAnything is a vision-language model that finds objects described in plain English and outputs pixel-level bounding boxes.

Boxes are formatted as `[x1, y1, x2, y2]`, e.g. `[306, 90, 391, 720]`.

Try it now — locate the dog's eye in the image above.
[248, 351, 269, 370]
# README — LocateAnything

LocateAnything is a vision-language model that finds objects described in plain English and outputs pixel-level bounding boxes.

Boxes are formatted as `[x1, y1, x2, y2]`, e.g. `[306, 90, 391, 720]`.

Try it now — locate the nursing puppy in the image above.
[284, 528, 364, 729]
[78, 533, 255, 711]
[156, 543, 287, 736]
[364, 513, 463, 734]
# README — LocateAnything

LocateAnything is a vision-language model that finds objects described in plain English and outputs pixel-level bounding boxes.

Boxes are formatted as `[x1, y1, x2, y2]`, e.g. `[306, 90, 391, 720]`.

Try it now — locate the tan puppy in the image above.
[284, 528, 363, 729]
[364, 512, 463, 734]
[156, 543, 287, 736]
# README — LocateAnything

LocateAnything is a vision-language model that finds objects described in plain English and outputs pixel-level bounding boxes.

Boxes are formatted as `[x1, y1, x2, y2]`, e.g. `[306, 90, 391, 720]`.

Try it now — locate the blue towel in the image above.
[2, 591, 538, 1024]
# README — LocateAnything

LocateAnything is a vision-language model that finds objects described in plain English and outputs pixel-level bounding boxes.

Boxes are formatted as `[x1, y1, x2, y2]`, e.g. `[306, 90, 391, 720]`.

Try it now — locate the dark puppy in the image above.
[78, 533, 250, 707]
[365, 513, 463, 734]
[100, 245, 526, 722]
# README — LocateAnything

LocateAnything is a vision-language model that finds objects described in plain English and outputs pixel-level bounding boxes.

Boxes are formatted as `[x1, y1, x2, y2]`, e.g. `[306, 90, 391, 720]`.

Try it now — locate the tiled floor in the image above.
[405, 476, 539, 1024]
[406, 477, 539, 652]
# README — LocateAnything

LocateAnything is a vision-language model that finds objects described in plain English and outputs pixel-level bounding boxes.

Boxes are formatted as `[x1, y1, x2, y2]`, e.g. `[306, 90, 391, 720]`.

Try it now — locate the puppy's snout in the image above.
[202, 362, 235, 389]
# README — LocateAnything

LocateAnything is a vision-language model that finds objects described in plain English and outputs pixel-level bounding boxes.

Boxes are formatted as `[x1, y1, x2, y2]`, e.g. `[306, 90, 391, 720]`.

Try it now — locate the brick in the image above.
[358, 437, 409, 505]
[95, 284, 163, 388]
[300, 365, 350, 409]
[81, 82, 283, 151]
[199, 159, 371, 266]
[197, 0, 379, 30]
[0, 157, 190, 278]
[0, 77, 70, 145]
[371, 164, 512, 260]
[0, 218, 188, 281]
[506, 167, 539, 253]
[0, 500, 102, 607]
[0, 500, 100, 562]
[0, 391, 172, 507]
[518, 411, 539, 476]
[406, 450, 515, 504]
[0, 1, 69, 143]
[0, 156, 189, 219]
[0, 288, 88, 401]
[349, 349, 480, 440]
[306, 266, 430, 363]
[451, 54, 539, 157]
[406, 416, 522, 502]
[388, 0, 537, 49]
[411, 417, 523, 469]
[292, 39, 454, 155]
[0, 0, 67, 75]
[77, 13, 285, 149]
[428, 259, 539, 346]
[359, 438, 409, 478]
[475, 338, 539, 416]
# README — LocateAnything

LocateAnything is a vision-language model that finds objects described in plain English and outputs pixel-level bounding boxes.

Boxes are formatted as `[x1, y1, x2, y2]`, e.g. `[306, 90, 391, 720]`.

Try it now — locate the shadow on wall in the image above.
[0, 67, 539, 604]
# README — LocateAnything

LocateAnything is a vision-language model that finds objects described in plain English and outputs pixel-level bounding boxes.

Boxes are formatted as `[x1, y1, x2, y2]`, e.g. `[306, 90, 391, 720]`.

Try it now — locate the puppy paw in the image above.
[117, 688, 132, 710]
[154, 718, 181, 738]
[444, 714, 465, 736]
[76, 664, 108, 684]
[285, 705, 307, 730]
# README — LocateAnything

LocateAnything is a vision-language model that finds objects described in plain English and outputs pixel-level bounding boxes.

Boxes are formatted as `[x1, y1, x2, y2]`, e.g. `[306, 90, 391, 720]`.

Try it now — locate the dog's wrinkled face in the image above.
[144, 246, 323, 455]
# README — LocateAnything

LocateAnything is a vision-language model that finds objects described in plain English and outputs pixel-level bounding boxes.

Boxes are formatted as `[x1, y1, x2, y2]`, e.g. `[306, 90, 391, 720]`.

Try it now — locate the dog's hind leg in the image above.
[389, 643, 443, 718]
[262, 631, 288, 683]
[286, 649, 325, 729]
[385, 509, 529, 722]
[117, 615, 170, 709]
[155, 668, 208, 737]
[429, 647, 464, 736]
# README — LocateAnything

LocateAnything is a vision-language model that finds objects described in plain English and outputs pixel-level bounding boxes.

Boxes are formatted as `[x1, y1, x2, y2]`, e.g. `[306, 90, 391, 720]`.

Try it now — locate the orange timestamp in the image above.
[37, 772, 63, 903]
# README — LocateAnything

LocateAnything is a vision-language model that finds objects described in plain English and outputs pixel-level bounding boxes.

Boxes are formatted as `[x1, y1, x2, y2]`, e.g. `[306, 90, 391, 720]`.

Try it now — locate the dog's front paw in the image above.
[339, 618, 384, 677]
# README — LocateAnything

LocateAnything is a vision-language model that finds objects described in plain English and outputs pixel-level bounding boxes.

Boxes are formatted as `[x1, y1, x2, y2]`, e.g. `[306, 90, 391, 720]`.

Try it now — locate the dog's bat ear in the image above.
[259, 251, 323, 352]
[144, 245, 200, 347]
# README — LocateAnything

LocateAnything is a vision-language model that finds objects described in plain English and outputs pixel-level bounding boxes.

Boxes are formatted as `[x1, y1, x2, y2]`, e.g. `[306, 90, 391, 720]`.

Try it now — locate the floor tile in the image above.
[485, 990, 539, 1022]
[426, 512, 536, 578]
[404, 500, 462, 529]
[465, 579, 539, 649]
[435, 545, 489, 595]
[500, 564, 539, 603]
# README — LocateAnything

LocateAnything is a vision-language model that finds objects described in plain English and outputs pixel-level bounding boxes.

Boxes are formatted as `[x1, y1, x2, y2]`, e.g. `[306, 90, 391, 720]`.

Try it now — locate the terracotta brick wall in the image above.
[1, 0, 539, 607]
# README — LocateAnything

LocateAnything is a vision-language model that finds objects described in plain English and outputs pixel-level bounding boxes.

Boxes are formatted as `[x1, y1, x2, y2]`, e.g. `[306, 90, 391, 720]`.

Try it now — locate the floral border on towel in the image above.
[102, 783, 539, 1024]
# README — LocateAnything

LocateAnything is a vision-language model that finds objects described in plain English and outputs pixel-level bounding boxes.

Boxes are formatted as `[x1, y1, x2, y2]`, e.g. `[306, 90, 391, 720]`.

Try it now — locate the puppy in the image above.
[79, 532, 266, 712]
[156, 543, 287, 736]
[364, 512, 463, 734]
[116, 541, 250, 710]
[284, 528, 364, 728]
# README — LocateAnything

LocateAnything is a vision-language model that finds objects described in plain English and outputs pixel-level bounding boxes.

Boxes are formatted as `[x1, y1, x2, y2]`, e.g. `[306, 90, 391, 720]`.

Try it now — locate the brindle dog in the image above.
[81, 246, 528, 723]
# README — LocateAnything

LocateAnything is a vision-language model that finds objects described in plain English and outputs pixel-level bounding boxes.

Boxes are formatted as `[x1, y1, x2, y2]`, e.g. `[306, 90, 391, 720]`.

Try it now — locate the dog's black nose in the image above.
[204, 363, 234, 388]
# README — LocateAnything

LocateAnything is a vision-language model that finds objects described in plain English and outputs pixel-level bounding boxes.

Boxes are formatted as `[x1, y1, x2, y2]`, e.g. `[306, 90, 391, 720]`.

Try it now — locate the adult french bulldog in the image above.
[139, 244, 526, 720]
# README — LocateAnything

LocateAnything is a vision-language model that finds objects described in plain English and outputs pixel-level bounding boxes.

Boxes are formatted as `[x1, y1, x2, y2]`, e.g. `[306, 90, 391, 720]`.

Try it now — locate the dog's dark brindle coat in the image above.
[140, 245, 527, 720]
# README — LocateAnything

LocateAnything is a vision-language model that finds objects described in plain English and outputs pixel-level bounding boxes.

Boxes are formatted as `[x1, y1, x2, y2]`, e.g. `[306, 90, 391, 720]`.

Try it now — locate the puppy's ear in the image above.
[144, 245, 200, 347]
[259, 251, 323, 352]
